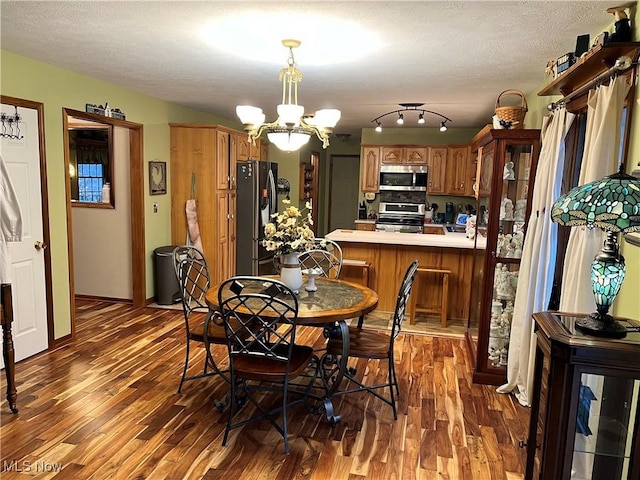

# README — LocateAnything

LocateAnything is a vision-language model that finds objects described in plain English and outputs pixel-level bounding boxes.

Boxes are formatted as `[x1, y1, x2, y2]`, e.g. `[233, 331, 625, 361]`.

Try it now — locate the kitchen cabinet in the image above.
[360, 143, 476, 197]
[445, 145, 474, 196]
[381, 146, 427, 164]
[465, 126, 540, 385]
[355, 221, 376, 231]
[361, 146, 381, 192]
[170, 124, 238, 278]
[236, 133, 262, 161]
[214, 191, 236, 285]
[526, 311, 640, 480]
[214, 128, 238, 190]
[426, 146, 447, 194]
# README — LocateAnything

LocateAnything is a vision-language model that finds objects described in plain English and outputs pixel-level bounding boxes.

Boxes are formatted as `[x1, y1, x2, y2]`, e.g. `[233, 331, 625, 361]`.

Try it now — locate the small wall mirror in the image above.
[66, 112, 114, 207]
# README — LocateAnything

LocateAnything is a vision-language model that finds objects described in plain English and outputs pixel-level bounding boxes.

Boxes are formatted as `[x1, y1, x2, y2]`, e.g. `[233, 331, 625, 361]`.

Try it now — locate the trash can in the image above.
[154, 245, 181, 305]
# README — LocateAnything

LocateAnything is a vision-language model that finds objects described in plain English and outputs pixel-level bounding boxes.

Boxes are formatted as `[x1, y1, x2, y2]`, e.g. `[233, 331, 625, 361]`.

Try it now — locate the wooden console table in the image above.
[1, 284, 18, 413]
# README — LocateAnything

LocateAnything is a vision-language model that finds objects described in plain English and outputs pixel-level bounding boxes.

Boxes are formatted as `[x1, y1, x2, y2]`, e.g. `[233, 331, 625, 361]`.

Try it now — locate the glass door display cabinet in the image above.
[527, 312, 640, 480]
[466, 126, 540, 385]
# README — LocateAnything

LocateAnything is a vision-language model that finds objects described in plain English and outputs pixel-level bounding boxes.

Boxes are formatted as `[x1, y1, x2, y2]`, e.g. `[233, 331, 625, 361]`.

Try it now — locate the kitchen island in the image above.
[326, 229, 485, 322]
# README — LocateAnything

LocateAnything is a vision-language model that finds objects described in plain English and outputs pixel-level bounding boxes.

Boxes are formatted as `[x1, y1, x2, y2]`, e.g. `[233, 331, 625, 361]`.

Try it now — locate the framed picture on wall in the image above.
[149, 160, 166, 195]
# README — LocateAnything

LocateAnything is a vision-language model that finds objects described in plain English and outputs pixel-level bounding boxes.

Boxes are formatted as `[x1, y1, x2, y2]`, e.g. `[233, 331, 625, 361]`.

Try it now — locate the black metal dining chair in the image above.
[217, 276, 317, 454]
[326, 260, 419, 419]
[172, 246, 229, 394]
[298, 247, 342, 279]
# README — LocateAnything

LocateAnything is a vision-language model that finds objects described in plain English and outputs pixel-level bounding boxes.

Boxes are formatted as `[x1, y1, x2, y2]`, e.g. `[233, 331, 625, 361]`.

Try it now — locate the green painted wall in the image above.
[1, 50, 237, 339]
[361, 127, 479, 145]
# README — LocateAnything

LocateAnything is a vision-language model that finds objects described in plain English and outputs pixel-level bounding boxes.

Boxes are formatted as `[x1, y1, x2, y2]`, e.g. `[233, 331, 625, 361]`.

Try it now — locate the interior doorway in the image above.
[63, 108, 145, 339]
[328, 155, 360, 231]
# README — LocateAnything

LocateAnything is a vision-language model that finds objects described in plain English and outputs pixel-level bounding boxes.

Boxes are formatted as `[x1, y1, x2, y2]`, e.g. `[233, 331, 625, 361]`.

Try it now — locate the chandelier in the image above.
[371, 103, 451, 132]
[236, 39, 341, 152]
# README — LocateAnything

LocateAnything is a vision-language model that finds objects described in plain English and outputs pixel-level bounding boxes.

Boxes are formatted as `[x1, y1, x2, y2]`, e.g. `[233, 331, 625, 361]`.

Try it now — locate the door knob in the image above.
[35, 241, 47, 251]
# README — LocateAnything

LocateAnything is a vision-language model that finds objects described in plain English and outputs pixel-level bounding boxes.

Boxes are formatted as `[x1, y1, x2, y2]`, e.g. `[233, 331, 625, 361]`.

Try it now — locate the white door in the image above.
[0, 103, 48, 366]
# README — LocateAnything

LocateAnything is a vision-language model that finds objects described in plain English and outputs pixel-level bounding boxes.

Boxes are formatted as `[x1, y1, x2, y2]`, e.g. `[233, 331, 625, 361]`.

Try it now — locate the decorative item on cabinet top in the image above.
[86, 103, 125, 120]
[493, 90, 527, 129]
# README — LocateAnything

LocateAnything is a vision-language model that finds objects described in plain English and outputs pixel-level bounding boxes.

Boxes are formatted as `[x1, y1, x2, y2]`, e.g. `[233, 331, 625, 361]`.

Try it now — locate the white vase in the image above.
[280, 253, 303, 293]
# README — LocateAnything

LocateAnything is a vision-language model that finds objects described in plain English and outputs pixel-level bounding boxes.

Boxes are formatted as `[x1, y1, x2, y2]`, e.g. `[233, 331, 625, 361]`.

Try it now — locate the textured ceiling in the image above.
[0, 1, 619, 138]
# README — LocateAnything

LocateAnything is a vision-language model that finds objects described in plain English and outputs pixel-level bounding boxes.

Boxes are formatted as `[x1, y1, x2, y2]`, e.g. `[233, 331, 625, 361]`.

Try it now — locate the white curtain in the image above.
[497, 107, 575, 406]
[559, 76, 630, 314]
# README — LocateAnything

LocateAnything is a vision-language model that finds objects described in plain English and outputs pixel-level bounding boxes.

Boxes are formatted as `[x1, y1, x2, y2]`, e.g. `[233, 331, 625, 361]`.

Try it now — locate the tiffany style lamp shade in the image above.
[551, 168, 640, 338]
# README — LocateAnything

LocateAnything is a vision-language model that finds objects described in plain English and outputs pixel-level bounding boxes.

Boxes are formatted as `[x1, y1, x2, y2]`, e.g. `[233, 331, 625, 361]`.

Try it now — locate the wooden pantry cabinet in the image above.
[170, 124, 238, 284]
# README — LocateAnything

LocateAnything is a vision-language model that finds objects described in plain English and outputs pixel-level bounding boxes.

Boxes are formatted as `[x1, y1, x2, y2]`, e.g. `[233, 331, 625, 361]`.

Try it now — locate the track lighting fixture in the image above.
[371, 103, 451, 132]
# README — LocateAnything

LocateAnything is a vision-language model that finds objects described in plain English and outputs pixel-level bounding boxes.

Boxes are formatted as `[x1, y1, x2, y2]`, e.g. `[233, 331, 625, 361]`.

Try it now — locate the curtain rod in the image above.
[548, 56, 634, 110]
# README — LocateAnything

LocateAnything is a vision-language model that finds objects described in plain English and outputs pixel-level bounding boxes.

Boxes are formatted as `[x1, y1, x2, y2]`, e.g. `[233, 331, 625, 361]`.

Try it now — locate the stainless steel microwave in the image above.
[379, 164, 428, 191]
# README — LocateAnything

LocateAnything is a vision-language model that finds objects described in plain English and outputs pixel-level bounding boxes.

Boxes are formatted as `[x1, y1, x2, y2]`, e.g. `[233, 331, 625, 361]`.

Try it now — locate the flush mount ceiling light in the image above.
[372, 103, 451, 133]
[203, 13, 381, 66]
[236, 39, 341, 152]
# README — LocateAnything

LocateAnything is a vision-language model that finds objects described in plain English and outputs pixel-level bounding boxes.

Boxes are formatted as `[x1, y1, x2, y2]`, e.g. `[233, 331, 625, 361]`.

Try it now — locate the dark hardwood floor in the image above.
[0, 300, 530, 479]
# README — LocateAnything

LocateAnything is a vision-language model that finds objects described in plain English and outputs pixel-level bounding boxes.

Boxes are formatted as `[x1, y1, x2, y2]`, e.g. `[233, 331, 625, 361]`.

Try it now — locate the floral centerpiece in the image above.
[263, 199, 316, 256]
[263, 199, 315, 293]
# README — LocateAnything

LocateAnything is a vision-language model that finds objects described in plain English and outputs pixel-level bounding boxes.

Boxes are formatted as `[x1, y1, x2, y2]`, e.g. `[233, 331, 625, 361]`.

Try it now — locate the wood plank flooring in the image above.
[0, 300, 530, 479]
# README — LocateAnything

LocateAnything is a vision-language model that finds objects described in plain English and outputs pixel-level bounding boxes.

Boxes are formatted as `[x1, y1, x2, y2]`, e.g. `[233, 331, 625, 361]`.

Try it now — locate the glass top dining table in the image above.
[205, 275, 379, 425]
[206, 275, 379, 325]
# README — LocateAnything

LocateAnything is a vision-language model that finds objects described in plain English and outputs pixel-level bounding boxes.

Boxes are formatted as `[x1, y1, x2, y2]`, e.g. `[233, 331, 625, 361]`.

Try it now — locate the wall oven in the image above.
[379, 165, 428, 191]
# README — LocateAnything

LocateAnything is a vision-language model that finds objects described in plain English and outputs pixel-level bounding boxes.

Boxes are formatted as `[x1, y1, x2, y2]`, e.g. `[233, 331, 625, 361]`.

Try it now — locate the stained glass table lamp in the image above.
[551, 167, 640, 338]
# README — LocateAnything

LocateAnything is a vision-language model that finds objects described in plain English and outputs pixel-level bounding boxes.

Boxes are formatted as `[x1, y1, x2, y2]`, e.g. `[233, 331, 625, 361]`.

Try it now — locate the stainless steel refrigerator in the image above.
[235, 160, 278, 275]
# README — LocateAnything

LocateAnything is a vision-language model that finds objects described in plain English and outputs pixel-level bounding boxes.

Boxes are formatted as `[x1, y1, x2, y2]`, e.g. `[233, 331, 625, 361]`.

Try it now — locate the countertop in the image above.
[326, 229, 486, 250]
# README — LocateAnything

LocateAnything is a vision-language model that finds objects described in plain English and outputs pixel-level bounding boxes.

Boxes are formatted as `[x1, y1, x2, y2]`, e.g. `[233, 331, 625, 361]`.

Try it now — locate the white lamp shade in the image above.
[277, 104, 305, 126]
[312, 109, 341, 129]
[267, 131, 311, 152]
[236, 105, 265, 126]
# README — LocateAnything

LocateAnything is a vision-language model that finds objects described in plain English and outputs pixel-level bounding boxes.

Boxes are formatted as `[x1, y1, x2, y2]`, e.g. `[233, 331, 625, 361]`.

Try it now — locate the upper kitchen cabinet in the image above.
[260, 142, 269, 161]
[361, 146, 381, 192]
[426, 146, 447, 195]
[381, 146, 427, 164]
[466, 126, 540, 385]
[445, 145, 474, 196]
[236, 134, 262, 161]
